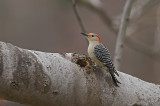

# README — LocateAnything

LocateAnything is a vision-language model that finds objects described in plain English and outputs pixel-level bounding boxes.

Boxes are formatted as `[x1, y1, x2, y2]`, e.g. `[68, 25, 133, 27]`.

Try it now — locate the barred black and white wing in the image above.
[94, 44, 117, 74]
[94, 44, 120, 86]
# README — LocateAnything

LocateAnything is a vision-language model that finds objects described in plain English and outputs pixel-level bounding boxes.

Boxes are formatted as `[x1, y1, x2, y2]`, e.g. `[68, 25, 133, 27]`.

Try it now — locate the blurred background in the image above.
[0, 0, 160, 105]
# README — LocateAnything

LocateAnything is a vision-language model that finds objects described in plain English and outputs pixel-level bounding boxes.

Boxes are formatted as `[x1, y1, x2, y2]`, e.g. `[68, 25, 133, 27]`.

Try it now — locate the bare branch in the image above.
[0, 41, 160, 106]
[78, 0, 160, 59]
[113, 0, 133, 70]
[77, 0, 116, 33]
[72, 0, 87, 32]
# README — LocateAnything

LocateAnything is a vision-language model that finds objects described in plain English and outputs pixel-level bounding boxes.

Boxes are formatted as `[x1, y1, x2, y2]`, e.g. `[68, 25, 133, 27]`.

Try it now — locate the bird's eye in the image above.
[91, 35, 94, 37]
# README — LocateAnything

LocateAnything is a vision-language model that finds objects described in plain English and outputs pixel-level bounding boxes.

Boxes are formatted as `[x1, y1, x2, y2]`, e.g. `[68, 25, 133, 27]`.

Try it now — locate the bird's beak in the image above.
[81, 32, 88, 37]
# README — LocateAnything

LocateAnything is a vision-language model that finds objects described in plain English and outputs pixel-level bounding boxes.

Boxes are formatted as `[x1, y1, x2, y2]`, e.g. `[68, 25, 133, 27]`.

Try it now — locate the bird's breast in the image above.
[88, 44, 104, 67]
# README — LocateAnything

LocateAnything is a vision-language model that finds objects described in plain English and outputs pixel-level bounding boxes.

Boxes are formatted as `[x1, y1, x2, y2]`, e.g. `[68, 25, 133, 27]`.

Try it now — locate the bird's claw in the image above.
[84, 65, 96, 74]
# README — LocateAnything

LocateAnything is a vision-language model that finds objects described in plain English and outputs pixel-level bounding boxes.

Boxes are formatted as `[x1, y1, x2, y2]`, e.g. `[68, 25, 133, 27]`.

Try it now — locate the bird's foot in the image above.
[84, 65, 96, 74]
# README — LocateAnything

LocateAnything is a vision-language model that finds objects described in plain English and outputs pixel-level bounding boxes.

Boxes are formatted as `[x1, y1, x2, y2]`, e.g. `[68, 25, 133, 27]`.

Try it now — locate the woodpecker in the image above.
[81, 32, 120, 86]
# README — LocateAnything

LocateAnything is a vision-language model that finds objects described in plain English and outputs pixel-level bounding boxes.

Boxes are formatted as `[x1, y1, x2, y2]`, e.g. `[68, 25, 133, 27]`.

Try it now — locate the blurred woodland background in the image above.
[0, 0, 160, 105]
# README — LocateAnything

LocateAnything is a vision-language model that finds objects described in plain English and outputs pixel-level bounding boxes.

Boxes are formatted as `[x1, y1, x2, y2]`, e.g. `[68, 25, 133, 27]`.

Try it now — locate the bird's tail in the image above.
[110, 71, 121, 87]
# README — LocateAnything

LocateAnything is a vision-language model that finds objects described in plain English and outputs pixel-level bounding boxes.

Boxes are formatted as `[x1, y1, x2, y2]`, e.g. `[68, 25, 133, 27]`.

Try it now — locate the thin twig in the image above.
[113, 0, 133, 71]
[78, 0, 116, 33]
[72, 0, 87, 32]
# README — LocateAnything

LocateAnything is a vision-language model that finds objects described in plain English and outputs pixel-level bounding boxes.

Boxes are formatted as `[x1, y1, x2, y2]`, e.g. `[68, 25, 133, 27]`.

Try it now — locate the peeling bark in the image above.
[0, 41, 159, 106]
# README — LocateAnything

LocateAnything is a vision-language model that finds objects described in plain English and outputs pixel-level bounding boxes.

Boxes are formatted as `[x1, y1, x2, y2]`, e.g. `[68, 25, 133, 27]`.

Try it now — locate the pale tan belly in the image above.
[88, 47, 104, 67]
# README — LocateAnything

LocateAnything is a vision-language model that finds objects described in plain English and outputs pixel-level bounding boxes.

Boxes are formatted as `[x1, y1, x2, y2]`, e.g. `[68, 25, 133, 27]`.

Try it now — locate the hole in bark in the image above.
[71, 53, 94, 68]
[76, 58, 90, 67]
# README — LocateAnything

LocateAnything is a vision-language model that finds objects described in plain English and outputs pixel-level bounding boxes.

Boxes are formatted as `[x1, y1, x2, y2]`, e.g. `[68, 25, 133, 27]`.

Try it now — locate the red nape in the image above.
[96, 35, 102, 44]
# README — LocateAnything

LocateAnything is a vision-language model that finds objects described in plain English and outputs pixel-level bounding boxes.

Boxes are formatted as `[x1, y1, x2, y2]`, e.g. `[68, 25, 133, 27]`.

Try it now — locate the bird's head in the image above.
[81, 32, 102, 44]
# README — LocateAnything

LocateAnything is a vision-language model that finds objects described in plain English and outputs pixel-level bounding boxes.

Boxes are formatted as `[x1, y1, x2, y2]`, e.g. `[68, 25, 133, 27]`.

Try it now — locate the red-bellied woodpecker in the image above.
[81, 32, 120, 86]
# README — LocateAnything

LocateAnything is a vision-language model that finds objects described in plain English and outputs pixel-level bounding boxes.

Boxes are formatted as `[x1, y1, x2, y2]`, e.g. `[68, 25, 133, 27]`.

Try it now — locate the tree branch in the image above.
[78, 0, 160, 60]
[113, 0, 133, 70]
[72, 0, 87, 32]
[77, 0, 116, 33]
[0, 41, 160, 106]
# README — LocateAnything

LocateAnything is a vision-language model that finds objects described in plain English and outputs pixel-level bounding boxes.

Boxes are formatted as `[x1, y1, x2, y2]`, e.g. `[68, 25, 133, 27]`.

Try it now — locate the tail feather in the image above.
[114, 69, 119, 76]
[110, 71, 121, 87]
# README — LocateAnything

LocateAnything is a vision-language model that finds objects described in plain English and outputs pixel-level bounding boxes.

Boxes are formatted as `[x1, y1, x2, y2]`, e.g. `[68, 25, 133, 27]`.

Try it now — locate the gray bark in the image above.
[0, 41, 160, 106]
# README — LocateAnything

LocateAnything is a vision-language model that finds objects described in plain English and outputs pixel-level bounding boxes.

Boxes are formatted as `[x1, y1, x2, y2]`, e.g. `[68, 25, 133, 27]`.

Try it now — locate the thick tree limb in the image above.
[0, 41, 160, 106]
